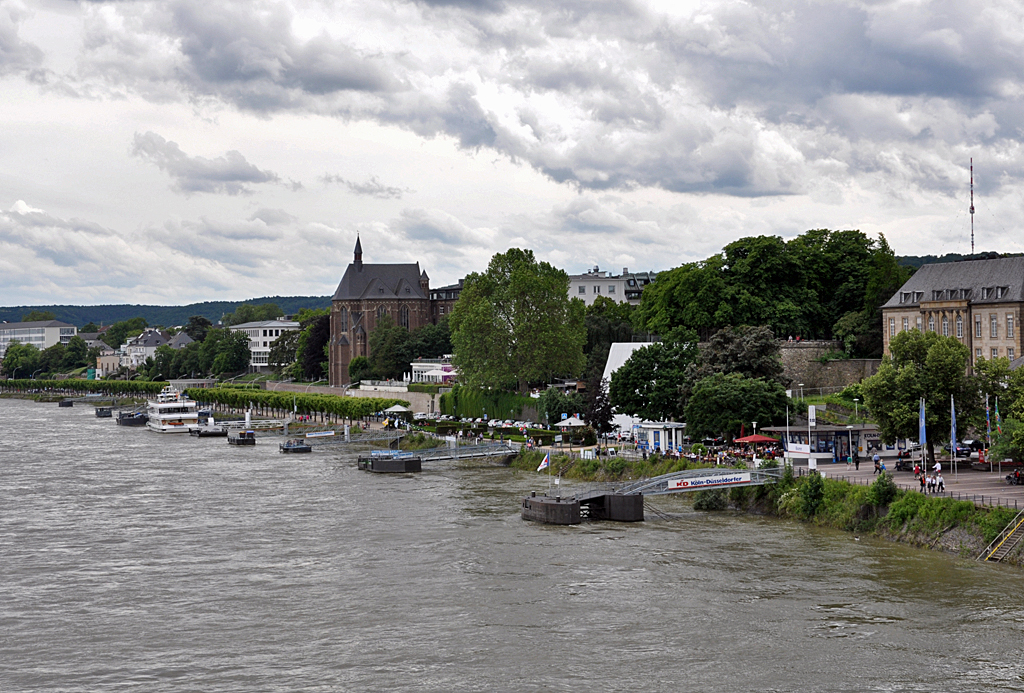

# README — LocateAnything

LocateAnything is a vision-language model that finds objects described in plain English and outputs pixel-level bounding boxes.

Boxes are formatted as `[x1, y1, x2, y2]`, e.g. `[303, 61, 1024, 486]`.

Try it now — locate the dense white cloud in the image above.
[2, 0, 1024, 305]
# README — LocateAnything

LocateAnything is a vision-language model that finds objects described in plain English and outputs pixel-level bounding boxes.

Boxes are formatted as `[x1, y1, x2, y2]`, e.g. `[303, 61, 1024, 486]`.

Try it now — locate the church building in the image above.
[329, 238, 438, 386]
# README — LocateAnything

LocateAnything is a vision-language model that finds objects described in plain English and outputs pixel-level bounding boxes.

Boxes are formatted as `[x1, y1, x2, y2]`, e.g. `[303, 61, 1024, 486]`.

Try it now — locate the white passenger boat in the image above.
[146, 386, 200, 433]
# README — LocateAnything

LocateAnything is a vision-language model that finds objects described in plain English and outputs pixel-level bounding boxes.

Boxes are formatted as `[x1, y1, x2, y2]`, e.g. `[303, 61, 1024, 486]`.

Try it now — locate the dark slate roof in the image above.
[1011, 355, 1024, 371]
[128, 329, 168, 348]
[168, 332, 194, 349]
[882, 257, 1024, 309]
[332, 262, 427, 301]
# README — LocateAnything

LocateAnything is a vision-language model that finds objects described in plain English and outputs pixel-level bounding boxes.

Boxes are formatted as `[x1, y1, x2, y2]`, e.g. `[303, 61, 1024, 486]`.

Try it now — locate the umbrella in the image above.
[733, 433, 780, 444]
[557, 416, 587, 427]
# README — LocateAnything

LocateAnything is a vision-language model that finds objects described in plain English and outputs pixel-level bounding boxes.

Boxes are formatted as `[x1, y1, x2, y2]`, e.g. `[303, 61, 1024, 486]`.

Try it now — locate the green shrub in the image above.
[800, 471, 825, 517]
[693, 489, 728, 511]
[868, 472, 899, 507]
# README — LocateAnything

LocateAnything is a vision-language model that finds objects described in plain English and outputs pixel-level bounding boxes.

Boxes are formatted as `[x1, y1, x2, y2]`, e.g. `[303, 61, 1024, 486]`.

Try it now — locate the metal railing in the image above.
[977, 507, 1024, 561]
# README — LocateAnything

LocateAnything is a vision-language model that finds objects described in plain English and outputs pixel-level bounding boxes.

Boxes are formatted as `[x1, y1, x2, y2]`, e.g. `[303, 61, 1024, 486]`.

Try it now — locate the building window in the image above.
[399, 305, 410, 329]
[902, 317, 909, 332]
[941, 315, 949, 336]
[889, 318, 895, 337]
[1008, 315, 1015, 338]
[976, 317, 982, 338]
[916, 316, 922, 331]
[439, 306, 445, 315]
[377, 305, 387, 321]
[928, 315, 935, 332]
[593, 285, 600, 294]
[263, 330, 267, 337]
[991, 314, 998, 338]
[339, 308, 348, 332]
[992, 347, 999, 359]
[578, 286, 585, 294]
[956, 315, 963, 339]
[1009, 348, 1016, 360]
[976, 348, 983, 359]
[608, 285, 615, 294]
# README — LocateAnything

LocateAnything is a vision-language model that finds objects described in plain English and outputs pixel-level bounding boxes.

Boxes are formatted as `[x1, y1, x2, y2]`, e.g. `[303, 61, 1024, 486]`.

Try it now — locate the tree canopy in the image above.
[21, 310, 56, 322]
[634, 230, 910, 356]
[221, 302, 282, 326]
[861, 330, 980, 462]
[450, 248, 585, 391]
[369, 314, 412, 381]
[684, 372, 789, 441]
[608, 331, 699, 422]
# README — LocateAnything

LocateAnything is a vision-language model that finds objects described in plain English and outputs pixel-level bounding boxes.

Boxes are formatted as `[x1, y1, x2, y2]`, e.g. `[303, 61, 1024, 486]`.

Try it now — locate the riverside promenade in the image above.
[810, 461, 1024, 510]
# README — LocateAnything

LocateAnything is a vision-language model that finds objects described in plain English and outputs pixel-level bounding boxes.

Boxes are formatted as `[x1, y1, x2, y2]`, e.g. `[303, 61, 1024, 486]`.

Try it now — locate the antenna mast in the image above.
[970, 158, 975, 255]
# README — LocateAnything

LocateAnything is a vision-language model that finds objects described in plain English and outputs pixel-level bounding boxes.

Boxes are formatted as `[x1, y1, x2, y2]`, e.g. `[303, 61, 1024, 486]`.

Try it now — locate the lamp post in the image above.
[853, 398, 860, 420]
[31, 368, 42, 380]
[798, 383, 805, 400]
[752, 421, 758, 436]
[846, 425, 854, 465]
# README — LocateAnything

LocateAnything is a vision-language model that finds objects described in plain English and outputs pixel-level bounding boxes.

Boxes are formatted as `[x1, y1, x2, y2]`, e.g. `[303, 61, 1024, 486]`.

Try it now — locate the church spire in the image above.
[354, 234, 363, 270]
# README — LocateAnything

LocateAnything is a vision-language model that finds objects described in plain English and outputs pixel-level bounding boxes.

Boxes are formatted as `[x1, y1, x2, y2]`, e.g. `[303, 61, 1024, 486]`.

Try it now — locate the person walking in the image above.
[927, 474, 936, 494]
[919, 473, 926, 493]
[873, 456, 881, 475]
[854, 452, 860, 471]
[937, 473, 945, 494]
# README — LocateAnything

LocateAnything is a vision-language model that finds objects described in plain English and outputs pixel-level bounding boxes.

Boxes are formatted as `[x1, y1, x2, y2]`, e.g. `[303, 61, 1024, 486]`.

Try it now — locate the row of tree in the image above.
[185, 387, 408, 421]
[1, 336, 98, 379]
[0, 379, 168, 395]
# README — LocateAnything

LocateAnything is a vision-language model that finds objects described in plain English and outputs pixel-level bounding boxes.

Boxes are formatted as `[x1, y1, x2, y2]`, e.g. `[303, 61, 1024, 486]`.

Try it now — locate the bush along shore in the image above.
[511, 450, 1024, 566]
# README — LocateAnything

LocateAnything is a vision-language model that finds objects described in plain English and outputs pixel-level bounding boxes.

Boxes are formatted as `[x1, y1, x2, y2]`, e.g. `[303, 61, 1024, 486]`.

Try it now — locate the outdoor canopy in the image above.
[384, 404, 411, 413]
[556, 416, 587, 427]
[733, 433, 780, 444]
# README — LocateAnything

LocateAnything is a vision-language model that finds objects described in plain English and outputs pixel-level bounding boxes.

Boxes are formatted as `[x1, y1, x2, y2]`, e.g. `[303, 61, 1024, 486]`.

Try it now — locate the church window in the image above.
[377, 305, 387, 321]
[339, 308, 348, 332]
[399, 306, 410, 328]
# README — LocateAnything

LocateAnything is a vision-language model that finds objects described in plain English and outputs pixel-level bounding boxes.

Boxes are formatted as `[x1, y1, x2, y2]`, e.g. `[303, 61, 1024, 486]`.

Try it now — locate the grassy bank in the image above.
[399, 432, 445, 451]
[510, 450, 1023, 566]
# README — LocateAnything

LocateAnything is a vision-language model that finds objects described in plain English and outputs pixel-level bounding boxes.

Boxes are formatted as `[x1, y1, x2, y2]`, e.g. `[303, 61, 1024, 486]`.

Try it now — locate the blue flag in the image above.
[918, 397, 926, 450]
[950, 395, 957, 454]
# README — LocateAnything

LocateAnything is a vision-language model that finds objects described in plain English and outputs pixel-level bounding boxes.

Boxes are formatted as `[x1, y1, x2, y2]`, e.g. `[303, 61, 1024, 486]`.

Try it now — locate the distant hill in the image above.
[898, 251, 1024, 270]
[0, 296, 331, 328]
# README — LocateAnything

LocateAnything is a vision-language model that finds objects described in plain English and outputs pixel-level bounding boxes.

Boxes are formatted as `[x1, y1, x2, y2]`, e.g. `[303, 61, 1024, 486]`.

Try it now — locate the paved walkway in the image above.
[807, 461, 1024, 510]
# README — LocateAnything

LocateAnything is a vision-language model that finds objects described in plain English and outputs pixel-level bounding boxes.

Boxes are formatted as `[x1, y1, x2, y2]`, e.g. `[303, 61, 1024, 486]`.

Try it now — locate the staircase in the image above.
[978, 508, 1024, 562]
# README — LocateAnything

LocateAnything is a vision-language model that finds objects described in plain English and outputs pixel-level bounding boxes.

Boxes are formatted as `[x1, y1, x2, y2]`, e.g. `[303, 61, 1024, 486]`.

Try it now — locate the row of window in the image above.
[976, 347, 1016, 360]
[898, 287, 1011, 303]
[337, 305, 411, 330]
[578, 285, 617, 295]
[891, 313, 1016, 340]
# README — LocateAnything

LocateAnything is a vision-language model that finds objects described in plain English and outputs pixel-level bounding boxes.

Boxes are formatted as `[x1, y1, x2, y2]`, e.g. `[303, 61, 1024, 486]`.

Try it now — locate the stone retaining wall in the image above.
[778, 341, 881, 390]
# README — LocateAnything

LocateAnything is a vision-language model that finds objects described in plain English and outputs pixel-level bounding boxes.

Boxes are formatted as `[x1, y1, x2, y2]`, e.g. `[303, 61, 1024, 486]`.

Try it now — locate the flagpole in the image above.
[986, 393, 992, 473]
[951, 394, 957, 482]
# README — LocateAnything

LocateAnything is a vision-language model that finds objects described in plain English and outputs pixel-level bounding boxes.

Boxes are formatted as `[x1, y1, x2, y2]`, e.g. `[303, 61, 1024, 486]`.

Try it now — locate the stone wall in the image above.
[778, 341, 881, 391]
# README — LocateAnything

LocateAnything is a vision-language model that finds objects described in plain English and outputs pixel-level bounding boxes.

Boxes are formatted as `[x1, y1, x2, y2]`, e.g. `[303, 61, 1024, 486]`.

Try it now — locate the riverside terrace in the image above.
[800, 459, 1024, 511]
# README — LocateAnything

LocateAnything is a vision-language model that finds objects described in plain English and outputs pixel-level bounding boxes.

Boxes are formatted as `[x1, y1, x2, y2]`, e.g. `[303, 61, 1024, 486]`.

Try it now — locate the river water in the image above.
[2, 397, 1023, 692]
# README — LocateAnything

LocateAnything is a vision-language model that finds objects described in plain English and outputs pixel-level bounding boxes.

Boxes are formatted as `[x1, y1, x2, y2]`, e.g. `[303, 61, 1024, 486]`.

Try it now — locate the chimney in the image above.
[623, 267, 628, 275]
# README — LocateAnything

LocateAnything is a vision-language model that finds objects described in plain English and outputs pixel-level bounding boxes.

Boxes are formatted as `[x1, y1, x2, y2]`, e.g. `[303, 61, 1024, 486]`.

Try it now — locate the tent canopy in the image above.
[384, 404, 410, 413]
[556, 416, 587, 427]
[733, 433, 779, 444]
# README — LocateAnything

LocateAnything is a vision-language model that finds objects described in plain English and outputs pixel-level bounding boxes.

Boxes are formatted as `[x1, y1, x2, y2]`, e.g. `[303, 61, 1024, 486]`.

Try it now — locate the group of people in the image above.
[914, 461, 945, 494]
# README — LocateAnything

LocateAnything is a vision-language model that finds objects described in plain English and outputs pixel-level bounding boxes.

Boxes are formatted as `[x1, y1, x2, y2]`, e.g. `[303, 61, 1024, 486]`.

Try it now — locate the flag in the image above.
[537, 453, 550, 472]
[950, 395, 957, 455]
[918, 397, 926, 451]
[996, 397, 1003, 435]
[986, 394, 991, 448]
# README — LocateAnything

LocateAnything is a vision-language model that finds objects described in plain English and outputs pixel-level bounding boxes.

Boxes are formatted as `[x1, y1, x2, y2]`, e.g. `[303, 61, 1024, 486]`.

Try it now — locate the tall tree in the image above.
[583, 374, 616, 436]
[369, 314, 412, 381]
[861, 330, 980, 463]
[583, 296, 636, 378]
[1, 341, 40, 378]
[684, 372, 789, 441]
[101, 317, 148, 349]
[410, 318, 452, 359]
[295, 312, 330, 381]
[450, 248, 585, 392]
[608, 331, 699, 422]
[184, 315, 213, 343]
[61, 336, 89, 370]
[689, 325, 788, 387]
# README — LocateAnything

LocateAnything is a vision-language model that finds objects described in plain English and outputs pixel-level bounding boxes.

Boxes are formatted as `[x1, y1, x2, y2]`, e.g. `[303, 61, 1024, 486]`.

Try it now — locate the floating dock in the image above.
[358, 456, 422, 473]
[521, 492, 581, 525]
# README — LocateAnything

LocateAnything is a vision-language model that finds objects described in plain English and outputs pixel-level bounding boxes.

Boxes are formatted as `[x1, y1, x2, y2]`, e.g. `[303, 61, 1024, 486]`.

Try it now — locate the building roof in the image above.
[168, 332, 194, 349]
[228, 319, 300, 330]
[127, 329, 169, 348]
[333, 262, 428, 301]
[601, 342, 655, 383]
[0, 320, 76, 330]
[882, 257, 1024, 309]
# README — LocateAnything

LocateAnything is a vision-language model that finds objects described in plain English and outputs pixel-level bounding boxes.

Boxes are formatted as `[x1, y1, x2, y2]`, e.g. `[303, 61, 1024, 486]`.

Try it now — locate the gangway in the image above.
[978, 508, 1024, 562]
[525, 465, 786, 525]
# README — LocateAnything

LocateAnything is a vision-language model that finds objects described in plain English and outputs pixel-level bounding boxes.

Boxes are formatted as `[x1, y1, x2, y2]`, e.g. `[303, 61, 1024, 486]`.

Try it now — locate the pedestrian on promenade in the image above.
[937, 473, 945, 493]
[933, 461, 941, 475]
[854, 453, 860, 471]
[913, 463, 921, 479]
[873, 457, 881, 475]
[919, 474, 926, 493]
[873, 452, 880, 469]
[927, 474, 936, 494]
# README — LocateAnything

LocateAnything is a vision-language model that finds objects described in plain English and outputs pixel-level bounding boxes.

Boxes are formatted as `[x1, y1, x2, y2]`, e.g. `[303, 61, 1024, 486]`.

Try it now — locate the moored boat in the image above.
[95, 407, 112, 418]
[146, 386, 199, 433]
[280, 438, 313, 453]
[228, 430, 257, 446]
[116, 411, 149, 426]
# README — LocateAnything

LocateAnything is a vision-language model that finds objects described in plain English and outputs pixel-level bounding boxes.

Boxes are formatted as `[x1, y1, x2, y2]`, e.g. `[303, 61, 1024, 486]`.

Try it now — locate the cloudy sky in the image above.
[3, 0, 1024, 306]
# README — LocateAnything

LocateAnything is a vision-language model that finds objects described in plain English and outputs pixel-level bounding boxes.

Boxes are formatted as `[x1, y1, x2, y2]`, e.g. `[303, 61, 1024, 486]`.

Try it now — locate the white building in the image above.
[410, 357, 457, 383]
[120, 328, 170, 369]
[228, 319, 301, 371]
[568, 266, 657, 306]
[0, 320, 77, 360]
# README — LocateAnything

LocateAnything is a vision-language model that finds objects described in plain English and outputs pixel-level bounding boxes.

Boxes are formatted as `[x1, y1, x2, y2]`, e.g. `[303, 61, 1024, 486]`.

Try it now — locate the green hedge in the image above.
[184, 387, 407, 420]
[438, 386, 533, 419]
[0, 379, 168, 395]
[407, 383, 444, 394]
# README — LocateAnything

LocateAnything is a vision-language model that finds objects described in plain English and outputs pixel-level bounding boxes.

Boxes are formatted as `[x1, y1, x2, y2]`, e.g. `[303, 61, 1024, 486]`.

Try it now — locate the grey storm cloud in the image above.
[320, 174, 408, 199]
[67, 0, 1024, 199]
[131, 131, 280, 195]
[0, 4, 44, 76]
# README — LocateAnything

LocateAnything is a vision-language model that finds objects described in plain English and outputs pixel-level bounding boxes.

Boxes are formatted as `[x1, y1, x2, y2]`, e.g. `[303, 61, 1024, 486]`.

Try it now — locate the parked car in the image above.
[943, 443, 973, 457]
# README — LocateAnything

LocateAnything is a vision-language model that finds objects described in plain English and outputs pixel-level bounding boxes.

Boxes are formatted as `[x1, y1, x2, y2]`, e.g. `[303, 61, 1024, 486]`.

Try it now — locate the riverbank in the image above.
[512, 449, 1024, 567]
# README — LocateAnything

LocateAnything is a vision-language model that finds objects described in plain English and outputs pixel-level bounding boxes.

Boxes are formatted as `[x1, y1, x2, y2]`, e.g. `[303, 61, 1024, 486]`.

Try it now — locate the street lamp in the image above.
[853, 397, 860, 420]
[846, 425, 854, 465]
[31, 369, 42, 380]
[752, 421, 758, 435]
[798, 383, 805, 400]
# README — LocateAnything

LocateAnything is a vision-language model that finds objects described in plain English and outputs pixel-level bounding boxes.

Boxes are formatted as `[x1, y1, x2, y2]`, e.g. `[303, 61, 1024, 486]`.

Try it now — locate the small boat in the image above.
[228, 430, 257, 446]
[58, 399, 74, 408]
[116, 411, 149, 426]
[280, 439, 313, 453]
[191, 425, 228, 437]
[95, 407, 113, 418]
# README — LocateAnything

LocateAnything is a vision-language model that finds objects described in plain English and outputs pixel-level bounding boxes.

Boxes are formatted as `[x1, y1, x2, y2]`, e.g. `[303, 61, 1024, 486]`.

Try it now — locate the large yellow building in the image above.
[881, 257, 1023, 368]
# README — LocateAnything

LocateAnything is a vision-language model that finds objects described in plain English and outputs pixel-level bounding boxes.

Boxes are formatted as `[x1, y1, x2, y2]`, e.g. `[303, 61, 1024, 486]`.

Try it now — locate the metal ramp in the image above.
[978, 508, 1024, 562]
[607, 466, 786, 498]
